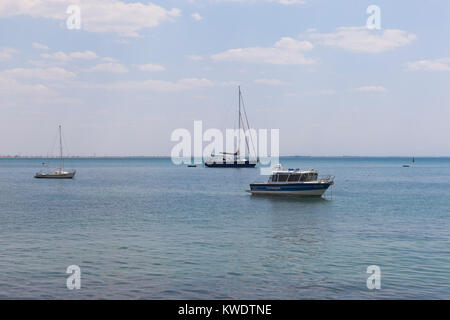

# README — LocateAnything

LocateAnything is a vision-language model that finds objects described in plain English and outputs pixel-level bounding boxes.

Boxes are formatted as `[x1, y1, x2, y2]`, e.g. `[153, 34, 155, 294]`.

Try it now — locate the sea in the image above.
[0, 157, 449, 299]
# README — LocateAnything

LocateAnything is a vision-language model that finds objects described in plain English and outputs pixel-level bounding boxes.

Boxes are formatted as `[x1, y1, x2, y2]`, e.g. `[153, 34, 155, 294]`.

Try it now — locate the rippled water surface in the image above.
[0, 157, 449, 299]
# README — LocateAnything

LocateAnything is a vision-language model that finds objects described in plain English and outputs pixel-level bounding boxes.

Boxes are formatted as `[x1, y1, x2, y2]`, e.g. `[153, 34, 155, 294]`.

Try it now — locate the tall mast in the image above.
[59, 125, 63, 170]
[238, 86, 241, 155]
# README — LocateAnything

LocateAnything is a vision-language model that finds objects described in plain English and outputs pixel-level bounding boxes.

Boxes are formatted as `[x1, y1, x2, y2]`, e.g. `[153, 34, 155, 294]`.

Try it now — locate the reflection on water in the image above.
[250, 194, 330, 203]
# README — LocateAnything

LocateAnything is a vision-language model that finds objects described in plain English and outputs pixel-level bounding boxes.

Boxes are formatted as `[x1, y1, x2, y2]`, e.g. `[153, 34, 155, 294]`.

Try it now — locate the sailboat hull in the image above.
[34, 170, 76, 179]
[205, 161, 256, 168]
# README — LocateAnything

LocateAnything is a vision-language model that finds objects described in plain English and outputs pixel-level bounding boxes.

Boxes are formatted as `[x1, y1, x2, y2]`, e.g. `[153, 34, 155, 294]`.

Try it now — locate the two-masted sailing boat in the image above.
[205, 86, 258, 168]
[34, 125, 76, 179]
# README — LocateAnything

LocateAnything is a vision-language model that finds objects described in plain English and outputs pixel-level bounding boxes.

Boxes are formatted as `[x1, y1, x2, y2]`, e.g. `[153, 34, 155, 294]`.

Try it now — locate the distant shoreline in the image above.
[1, 156, 449, 159]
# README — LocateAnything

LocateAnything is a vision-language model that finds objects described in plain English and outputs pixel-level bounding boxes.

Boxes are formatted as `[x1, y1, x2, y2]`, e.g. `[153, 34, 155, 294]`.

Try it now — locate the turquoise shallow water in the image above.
[0, 157, 449, 299]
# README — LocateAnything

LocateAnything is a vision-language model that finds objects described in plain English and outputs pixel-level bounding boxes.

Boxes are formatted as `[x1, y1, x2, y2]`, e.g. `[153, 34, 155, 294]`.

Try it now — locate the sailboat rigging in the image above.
[205, 86, 258, 168]
[34, 125, 76, 179]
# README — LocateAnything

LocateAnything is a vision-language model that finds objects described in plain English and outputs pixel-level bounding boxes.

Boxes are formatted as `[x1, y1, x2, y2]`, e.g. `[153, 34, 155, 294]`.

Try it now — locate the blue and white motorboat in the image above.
[246, 164, 334, 197]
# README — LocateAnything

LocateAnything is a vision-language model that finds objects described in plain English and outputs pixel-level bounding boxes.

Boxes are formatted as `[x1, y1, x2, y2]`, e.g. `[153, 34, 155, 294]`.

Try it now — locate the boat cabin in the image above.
[268, 168, 319, 183]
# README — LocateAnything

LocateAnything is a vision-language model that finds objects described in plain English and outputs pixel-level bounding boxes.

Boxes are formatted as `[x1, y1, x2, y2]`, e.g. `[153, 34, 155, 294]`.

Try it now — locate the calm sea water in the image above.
[0, 157, 449, 299]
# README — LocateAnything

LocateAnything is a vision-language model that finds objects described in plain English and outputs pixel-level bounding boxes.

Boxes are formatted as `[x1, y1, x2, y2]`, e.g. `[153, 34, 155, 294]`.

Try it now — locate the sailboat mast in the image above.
[59, 125, 63, 170]
[238, 86, 241, 155]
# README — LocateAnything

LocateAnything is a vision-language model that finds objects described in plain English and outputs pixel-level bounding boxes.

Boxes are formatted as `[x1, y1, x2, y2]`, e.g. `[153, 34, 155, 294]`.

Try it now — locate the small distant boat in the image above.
[403, 156, 414, 167]
[246, 164, 334, 197]
[35, 169, 76, 179]
[34, 125, 76, 179]
[187, 164, 197, 168]
[205, 86, 258, 168]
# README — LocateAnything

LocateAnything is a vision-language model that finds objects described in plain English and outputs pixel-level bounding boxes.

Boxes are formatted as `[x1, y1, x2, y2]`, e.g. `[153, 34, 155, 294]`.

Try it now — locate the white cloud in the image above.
[268, 0, 306, 4]
[1, 67, 76, 81]
[32, 42, 49, 50]
[254, 78, 287, 86]
[0, 0, 181, 37]
[135, 64, 165, 72]
[306, 27, 416, 53]
[86, 63, 129, 74]
[204, 26, 416, 67]
[102, 57, 118, 62]
[211, 37, 315, 65]
[0, 76, 56, 96]
[303, 89, 337, 96]
[178, 78, 215, 88]
[405, 58, 450, 72]
[354, 86, 387, 93]
[41, 52, 71, 62]
[191, 13, 203, 21]
[0, 47, 18, 61]
[75, 77, 237, 92]
[217, 0, 306, 5]
[94, 78, 214, 91]
[41, 50, 98, 62]
[0, 67, 73, 98]
[186, 55, 204, 61]
[70, 51, 98, 60]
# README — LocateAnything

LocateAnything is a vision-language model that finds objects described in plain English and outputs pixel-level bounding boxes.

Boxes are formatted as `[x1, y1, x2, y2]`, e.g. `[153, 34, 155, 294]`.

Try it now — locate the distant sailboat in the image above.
[205, 86, 258, 168]
[34, 125, 76, 179]
[403, 156, 415, 168]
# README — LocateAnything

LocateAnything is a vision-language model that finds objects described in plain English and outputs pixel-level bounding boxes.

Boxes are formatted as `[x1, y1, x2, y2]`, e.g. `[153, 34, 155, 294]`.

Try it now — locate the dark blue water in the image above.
[0, 157, 449, 299]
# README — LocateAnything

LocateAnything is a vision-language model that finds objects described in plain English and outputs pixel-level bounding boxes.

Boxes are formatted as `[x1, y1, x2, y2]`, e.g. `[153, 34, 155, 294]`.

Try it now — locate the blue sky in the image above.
[0, 0, 449, 156]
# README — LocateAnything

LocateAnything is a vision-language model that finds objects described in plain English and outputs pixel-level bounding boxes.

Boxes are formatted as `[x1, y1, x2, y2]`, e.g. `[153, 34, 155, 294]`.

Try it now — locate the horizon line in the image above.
[1, 155, 449, 159]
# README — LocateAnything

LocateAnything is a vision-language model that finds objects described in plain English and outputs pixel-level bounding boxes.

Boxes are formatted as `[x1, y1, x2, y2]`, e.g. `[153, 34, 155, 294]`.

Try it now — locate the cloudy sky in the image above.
[0, 0, 449, 156]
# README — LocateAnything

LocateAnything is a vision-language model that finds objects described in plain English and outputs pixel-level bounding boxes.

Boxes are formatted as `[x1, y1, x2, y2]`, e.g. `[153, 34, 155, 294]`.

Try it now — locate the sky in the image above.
[0, 0, 449, 157]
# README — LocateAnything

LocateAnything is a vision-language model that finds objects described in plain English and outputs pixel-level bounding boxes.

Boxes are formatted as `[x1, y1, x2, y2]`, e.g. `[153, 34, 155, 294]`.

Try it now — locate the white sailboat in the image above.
[34, 125, 76, 179]
[205, 86, 258, 168]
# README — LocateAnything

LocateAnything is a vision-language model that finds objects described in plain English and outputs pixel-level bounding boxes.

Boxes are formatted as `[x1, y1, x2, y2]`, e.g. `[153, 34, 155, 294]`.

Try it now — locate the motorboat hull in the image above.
[246, 182, 332, 196]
